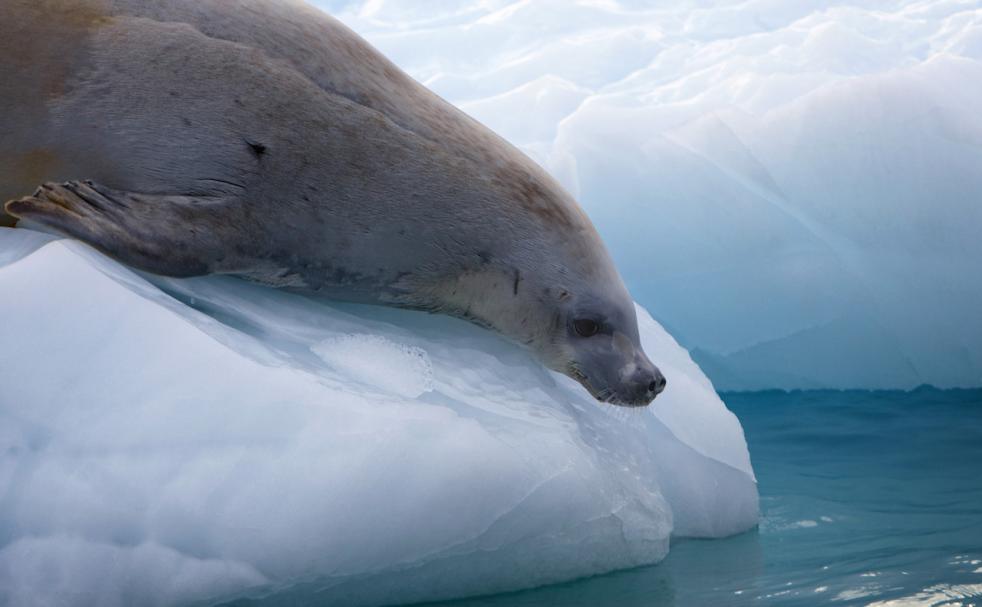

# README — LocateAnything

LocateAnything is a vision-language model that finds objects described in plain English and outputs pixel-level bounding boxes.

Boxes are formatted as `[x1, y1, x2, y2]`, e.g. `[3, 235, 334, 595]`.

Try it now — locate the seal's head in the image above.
[542, 281, 666, 407]
[430, 173, 667, 407]
[429, 249, 665, 406]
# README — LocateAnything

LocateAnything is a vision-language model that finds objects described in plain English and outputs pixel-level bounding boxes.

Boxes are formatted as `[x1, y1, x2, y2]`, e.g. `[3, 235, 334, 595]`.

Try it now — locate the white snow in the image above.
[317, 0, 982, 390]
[0, 229, 757, 607]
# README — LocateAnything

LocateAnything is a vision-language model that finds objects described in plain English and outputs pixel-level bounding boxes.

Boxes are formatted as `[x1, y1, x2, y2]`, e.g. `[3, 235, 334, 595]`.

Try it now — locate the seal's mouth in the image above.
[568, 364, 654, 408]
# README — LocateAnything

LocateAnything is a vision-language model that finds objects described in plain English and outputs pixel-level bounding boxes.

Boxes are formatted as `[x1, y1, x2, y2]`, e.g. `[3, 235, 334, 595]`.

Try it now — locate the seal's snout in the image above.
[571, 338, 668, 407]
[622, 360, 666, 406]
[648, 370, 667, 396]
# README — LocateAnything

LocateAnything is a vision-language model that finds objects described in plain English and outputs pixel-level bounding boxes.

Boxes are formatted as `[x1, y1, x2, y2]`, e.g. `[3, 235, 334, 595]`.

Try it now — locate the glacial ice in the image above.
[319, 0, 982, 390]
[0, 228, 757, 607]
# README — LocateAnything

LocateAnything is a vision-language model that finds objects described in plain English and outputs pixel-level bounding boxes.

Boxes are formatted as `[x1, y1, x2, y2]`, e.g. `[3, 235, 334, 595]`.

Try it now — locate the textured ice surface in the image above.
[0, 229, 757, 607]
[316, 0, 982, 390]
[311, 334, 435, 398]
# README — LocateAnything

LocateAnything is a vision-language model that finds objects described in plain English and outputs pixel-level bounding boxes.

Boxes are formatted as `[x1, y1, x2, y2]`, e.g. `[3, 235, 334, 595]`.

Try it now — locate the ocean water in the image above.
[429, 388, 982, 607]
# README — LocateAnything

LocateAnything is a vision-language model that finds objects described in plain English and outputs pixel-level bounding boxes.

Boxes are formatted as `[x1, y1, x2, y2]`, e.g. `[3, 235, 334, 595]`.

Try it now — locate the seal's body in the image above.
[2, 0, 665, 405]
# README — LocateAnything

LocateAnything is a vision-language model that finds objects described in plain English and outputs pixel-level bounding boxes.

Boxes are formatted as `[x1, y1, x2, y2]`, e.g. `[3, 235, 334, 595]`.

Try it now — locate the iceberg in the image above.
[318, 0, 982, 390]
[0, 228, 757, 606]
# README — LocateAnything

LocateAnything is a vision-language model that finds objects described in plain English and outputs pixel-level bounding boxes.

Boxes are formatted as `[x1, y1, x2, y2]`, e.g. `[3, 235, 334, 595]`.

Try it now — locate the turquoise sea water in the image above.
[431, 388, 982, 607]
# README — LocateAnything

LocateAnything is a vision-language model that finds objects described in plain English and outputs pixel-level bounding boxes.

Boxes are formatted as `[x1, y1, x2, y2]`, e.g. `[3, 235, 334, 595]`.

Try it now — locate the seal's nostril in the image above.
[648, 381, 658, 392]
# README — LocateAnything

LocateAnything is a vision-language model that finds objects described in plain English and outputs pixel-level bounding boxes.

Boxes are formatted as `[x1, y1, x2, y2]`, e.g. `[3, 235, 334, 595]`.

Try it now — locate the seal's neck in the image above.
[393, 264, 560, 351]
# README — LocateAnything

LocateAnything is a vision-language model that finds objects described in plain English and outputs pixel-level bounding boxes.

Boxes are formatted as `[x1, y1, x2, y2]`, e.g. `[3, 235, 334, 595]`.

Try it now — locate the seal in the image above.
[1, 0, 666, 406]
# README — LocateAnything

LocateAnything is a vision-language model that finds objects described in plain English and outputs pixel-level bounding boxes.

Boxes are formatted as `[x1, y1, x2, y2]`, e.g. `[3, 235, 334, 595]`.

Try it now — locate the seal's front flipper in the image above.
[5, 181, 236, 277]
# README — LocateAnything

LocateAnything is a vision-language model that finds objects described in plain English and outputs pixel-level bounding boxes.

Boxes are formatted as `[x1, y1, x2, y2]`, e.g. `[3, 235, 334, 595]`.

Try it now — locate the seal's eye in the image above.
[573, 318, 600, 338]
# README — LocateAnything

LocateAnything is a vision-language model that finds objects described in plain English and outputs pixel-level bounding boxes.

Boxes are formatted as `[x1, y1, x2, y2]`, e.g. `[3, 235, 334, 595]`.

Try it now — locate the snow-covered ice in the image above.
[316, 0, 982, 390]
[0, 228, 757, 606]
